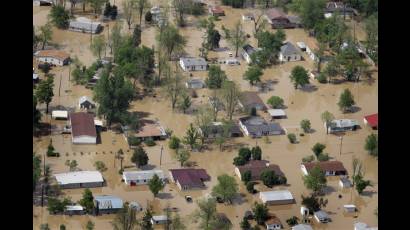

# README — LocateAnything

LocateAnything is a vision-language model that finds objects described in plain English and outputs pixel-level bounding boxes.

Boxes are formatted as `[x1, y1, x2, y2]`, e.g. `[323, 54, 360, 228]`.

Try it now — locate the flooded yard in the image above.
[34, 2, 377, 230]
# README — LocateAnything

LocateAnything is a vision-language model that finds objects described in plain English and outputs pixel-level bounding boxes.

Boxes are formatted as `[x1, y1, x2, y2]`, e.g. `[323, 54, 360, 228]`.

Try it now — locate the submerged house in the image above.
[35, 50, 70, 66]
[70, 112, 97, 144]
[239, 116, 283, 137]
[238, 91, 267, 111]
[326, 119, 359, 133]
[179, 57, 208, 71]
[259, 190, 295, 205]
[242, 44, 260, 64]
[234, 160, 284, 181]
[79, 96, 96, 110]
[324, 2, 356, 19]
[122, 170, 166, 186]
[314, 210, 331, 223]
[264, 8, 300, 29]
[94, 195, 123, 215]
[169, 168, 210, 191]
[209, 6, 225, 16]
[279, 42, 302, 62]
[198, 121, 243, 139]
[134, 120, 167, 141]
[69, 17, 103, 34]
[54, 171, 104, 189]
[301, 161, 347, 176]
[186, 78, 205, 89]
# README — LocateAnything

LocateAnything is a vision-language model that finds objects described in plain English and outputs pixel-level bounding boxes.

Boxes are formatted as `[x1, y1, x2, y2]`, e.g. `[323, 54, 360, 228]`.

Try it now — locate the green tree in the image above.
[170, 213, 186, 230]
[212, 174, 238, 204]
[246, 182, 255, 194]
[112, 202, 139, 230]
[302, 155, 315, 163]
[226, 21, 247, 57]
[289, 66, 309, 89]
[141, 206, 153, 230]
[148, 174, 165, 197]
[267, 96, 284, 109]
[321, 111, 335, 134]
[86, 220, 95, 230]
[93, 70, 134, 127]
[131, 146, 149, 168]
[240, 217, 251, 230]
[243, 66, 263, 86]
[365, 13, 378, 64]
[40, 224, 51, 230]
[303, 165, 327, 193]
[179, 94, 192, 113]
[287, 133, 296, 144]
[132, 25, 142, 47]
[251, 146, 262, 160]
[111, 22, 123, 59]
[175, 149, 190, 167]
[193, 198, 217, 230]
[35, 76, 54, 114]
[88, 0, 106, 14]
[365, 134, 378, 157]
[47, 197, 70, 214]
[162, 70, 185, 110]
[286, 216, 299, 226]
[338, 89, 355, 113]
[33, 153, 42, 191]
[79, 188, 95, 213]
[311, 143, 326, 158]
[204, 18, 221, 50]
[301, 194, 328, 213]
[195, 105, 213, 146]
[252, 202, 269, 225]
[49, 5, 70, 29]
[33, 95, 42, 129]
[317, 153, 330, 162]
[135, 0, 150, 26]
[38, 23, 53, 50]
[221, 80, 241, 120]
[233, 156, 246, 166]
[254, 30, 285, 67]
[300, 119, 311, 133]
[324, 58, 341, 83]
[60, 224, 66, 230]
[169, 136, 181, 149]
[242, 170, 252, 184]
[94, 161, 107, 172]
[145, 11, 153, 22]
[90, 35, 106, 60]
[206, 65, 227, 89]
[260, 170, 278, 187]
[300, 0, 325, 30]
[122, 0, 135, 30]
[183, 123, 199, 149]
[156, 24, 187, 60]
[238, 147, 251, 161]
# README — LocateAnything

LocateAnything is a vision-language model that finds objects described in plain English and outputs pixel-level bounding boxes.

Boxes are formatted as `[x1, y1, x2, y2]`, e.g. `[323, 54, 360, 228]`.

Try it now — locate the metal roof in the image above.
[79, 96, 94, 105]
[94, 195, 123, 210]
[292, 224, 313, 230]
[330, 119, 358, 128]
[314, 210, 330, 219]
[280, 42, 300, 56]
[54, 171, 104, 185]
[65, 205, 84, 211]
[260, 190, 293, 202]
[122, 170, 165, 181]
[180, 57, 207, 67]
[152, 215, 168, 221]
[239, 116, 283, 133]
[268, 109, 286, 117]
[52, 110, 68, 118]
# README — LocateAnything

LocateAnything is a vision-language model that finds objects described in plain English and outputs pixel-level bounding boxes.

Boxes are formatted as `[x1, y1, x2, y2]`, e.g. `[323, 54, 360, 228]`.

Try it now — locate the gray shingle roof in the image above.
[280, 42, 300, 56]
[94, 195, 123, 210]
[239, 116, 282, 133]
[180, 57, 207, 67]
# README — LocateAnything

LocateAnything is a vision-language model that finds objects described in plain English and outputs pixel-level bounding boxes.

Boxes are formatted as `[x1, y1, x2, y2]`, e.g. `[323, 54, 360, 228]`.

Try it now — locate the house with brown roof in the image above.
[266, 215, 283, 230]
[209, 6, 225, 16]
[235, 160, 284, 181]
[70, 112, 97, 144]
[239, 91, 267, 112]
[169, 168, 210, 191]
[301, 161, 347, 176]
[134, 120, 167, 141]
[264, 8, 300, 29]
[35, 50, 70, 66]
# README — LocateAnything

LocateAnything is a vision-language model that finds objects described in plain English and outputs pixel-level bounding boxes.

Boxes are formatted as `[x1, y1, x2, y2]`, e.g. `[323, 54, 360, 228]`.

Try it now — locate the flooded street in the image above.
[34, 3, 377, 230]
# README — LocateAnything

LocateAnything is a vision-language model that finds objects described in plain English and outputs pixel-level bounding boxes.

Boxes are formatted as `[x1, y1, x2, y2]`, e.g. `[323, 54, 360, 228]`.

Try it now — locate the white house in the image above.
[54, 171, 104, 189]
[52, 110, 68, 120]
[259, 190, 294, 205]
[35, 50, 70, 66]
[179, 57, 207, 71]
[122, 170, 166, 186]
[70, 112, 97, 144]
[151, 215, 168, 225]
[292, 224, 313, 230]
[266, 217, 282, 229]
[242, 44, 261, 64]
[343, 204, 357, 213]
[268, 109, 286, 119]
[314, 210, 331, 223]
[326, 119, 358, 133]
[186, 79, 205, 89]
[69, 17, 102, 34]
[279, 42, 302, 62]
[354, 222, 378, 230]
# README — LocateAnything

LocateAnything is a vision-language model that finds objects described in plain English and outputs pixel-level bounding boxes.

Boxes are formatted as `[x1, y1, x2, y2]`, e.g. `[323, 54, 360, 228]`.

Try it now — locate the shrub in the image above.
[317, 153, 330, 162]
[246, 182, 256, 194]
[302, 155, 315, 163]
[128, 136, 141, 146]
[94, 161, 107, 172]
[287, 133, 297, 144]
[242, 170, 252, 184]
[145, 11, 152, 22]
[118, 169, 124, 174]
[300, 119, 311, 133]
[233, 156, 246, 166]
[267, 96, 284, 109]
[312, 143, 326, 158]
[286, 216, 299, 226]
[144, 138, 156, 146]
[168, 136, 181, 149]
[317, 73, 327, 83]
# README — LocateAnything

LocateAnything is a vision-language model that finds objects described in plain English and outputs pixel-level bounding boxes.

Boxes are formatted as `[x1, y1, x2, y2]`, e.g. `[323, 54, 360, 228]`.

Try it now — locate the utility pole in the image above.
[59, 73, 62, 96]
[339, 136, 343, 156]
[160, 145, 164, 166]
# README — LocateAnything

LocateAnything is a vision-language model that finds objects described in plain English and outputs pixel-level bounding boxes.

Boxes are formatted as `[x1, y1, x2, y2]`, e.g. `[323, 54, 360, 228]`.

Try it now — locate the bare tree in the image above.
[135, 0, 151, 25]
[226, 21, 247, 57]
[162, 68, 186, 110]
[123, 0, 135, 30]
[220, 81, 241, 120]
[252, 11, 268, 36]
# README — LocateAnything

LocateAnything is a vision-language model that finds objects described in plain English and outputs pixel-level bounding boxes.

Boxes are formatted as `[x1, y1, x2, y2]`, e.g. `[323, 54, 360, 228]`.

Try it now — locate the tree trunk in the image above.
[46, 103, 49, 114]
[42, 41, 46, 50]
[83, 2, 85, 12]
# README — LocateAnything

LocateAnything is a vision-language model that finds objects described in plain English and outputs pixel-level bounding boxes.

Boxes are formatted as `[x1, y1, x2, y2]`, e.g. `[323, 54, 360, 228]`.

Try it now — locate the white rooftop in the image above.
[152, 215, 168, 221]
[331, 119, 358, 128]
[122, 170, 165, 181]
[260, 190, 294, 201]
[33, 73, 39, 80]
[354, 222, 378, 230]
[65, 205, 84, 211]
[268, 109, 286, 117]
[292, 224, 313, 230]
[94, 119, 103, 126]
[54, 171, 104, 185]
[52, 110, 68, 119]
[296, 42, 306, 49]
[79, 96, 94, 105]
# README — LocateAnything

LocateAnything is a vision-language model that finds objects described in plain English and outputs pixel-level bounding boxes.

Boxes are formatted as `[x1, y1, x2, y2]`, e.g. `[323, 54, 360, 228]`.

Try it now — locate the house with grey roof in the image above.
[314, 210, 331, 223]
[279, 42, 302, 62]
[292, 224, 313, 230]
[79, 96, 95, 110]
[179, 57, 207, 71]
[94, 195, 123, 215]
[242, 44, 261, 64]
[69, 17, 103, 34]
[238, 91, 267, 112]
[186, 78, 205, 89]
[239, 116, 283, 137]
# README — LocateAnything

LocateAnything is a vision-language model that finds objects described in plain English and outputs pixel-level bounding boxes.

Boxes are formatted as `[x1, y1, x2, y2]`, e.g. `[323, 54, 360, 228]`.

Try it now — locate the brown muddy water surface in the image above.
[34, 2, 377, 230]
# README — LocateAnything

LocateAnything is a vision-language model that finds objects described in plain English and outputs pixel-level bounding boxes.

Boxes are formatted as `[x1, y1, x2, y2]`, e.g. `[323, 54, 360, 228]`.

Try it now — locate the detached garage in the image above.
[70, 112, 97, 144]
[259, 190, 295, 205]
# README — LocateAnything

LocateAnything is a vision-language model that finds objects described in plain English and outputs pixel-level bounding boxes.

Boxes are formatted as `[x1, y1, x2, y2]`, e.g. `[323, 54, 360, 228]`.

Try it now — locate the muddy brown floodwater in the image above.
[34, 2, 377, 230]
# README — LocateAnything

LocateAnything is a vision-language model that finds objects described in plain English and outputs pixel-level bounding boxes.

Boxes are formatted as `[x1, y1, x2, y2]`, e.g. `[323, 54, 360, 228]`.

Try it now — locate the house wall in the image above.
[60, 181, 103, 189]
[264, 199, 294, 205]
[72, 135, 97, 144]
[238, 121, 250, 136]
[306, 46, 316, 61]
[179, 60, 187, 71]
[279, 53, 302, 62]
[38, 57, 64, 66]
[267, 224, 282, 230]
[97, 208, 121, 215]
[242, 52, 252, 64]
[300, 165, 309, 176]
[234, 168, 242, 180]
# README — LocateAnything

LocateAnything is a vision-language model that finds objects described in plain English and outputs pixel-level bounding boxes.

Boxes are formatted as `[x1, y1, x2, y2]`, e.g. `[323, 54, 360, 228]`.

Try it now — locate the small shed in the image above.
[259, 190, 294, 205]
[186, 79, 205, 89]
[151, 215, 168, 225]
[279, 42, 302, 62]
[343, 204, 357, 213]
[314, 210, 331, 223]
[79, 96, 95, 110]
[296, 42, 306, 51]
[52, 110, 68, 120]
[268, 109, 286, 119]
[69, 17, 103, 34]
[339, 177, 352, 188]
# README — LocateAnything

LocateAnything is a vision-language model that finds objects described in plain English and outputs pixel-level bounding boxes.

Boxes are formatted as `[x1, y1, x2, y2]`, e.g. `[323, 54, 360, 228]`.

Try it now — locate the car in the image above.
[185, 195, 193, 203]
